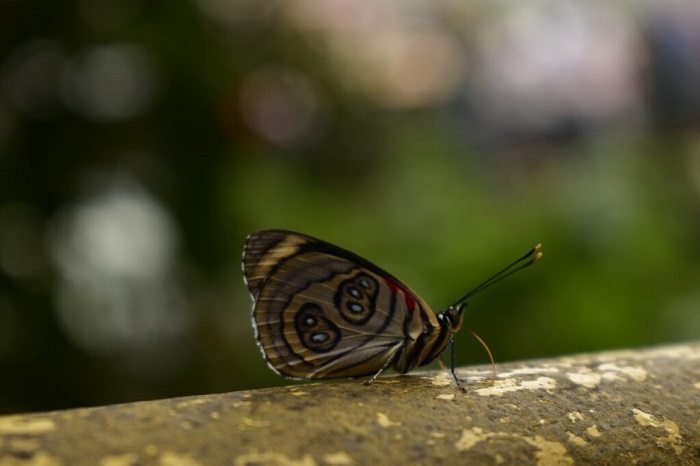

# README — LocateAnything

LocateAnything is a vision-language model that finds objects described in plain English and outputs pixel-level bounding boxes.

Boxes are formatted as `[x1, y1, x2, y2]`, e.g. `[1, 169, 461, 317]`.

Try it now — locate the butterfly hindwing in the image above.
[243, 230, 436, 379]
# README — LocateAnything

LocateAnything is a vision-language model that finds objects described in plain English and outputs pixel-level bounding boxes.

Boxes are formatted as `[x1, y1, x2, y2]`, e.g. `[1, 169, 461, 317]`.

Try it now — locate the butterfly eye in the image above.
[359, 278, 372, 289]
[310, 333, 329, 343]
[294, 303, 341, 353]
[334, 272, 378, 325]
[347, 302, 364, 314]
[304, 316, 317, 326]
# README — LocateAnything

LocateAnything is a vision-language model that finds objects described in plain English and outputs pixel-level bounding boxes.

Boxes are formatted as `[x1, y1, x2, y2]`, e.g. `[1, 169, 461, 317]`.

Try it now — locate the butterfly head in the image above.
[440, 303, 466, 333]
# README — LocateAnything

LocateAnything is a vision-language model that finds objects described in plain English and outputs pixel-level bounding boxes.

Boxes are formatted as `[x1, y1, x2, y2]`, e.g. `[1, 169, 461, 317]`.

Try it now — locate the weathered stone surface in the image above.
[1, 343, 699, 465]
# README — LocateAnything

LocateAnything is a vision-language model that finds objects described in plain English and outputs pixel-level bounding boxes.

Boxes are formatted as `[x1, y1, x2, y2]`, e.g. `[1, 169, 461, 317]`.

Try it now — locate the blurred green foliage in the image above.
[0, 0, 699, 414]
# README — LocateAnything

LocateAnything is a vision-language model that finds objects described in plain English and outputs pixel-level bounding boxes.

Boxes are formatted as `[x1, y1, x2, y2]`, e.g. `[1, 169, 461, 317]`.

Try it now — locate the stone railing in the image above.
[1, 342, 698, 465]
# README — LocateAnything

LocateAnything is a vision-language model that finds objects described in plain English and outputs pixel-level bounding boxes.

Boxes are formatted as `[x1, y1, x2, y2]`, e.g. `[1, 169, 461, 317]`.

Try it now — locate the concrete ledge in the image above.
[1, 342, 699, 465]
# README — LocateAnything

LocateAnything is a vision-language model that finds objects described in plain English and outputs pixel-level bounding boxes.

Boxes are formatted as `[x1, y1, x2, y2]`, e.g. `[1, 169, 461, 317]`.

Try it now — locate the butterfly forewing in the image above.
[243, 230, 437, 379]
[243, 230, 303, 298]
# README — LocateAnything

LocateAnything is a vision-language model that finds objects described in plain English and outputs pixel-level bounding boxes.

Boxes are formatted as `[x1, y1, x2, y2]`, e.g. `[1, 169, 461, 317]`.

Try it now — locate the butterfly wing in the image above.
[243, 229, 436, 379]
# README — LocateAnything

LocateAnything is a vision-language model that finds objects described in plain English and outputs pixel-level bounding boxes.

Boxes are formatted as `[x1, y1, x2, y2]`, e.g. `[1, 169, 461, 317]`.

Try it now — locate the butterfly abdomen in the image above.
[392, 305, 459, 374]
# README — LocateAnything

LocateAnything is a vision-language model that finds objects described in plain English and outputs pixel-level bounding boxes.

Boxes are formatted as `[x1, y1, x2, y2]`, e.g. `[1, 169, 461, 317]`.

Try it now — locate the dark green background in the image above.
[1, 1, 699, 414]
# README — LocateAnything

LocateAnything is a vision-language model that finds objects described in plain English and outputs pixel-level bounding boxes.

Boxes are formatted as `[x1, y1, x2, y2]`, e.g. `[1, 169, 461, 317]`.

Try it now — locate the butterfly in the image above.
[242, 229, 541, 388]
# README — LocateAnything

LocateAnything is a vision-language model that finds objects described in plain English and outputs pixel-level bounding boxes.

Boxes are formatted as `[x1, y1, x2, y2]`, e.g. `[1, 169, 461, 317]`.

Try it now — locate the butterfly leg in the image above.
[363, 349, 400, 386]
[450, 336, 466, 391]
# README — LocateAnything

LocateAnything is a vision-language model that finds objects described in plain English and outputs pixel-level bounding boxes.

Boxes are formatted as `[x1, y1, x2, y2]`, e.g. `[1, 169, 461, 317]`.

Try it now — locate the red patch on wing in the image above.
[384, 278, 417, 312]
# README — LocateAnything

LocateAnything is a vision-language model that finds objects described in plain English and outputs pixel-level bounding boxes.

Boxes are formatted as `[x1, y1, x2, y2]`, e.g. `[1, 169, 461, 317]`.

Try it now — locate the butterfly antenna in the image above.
[468, 327, 497, 380]
[450, 244, 542, 307]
